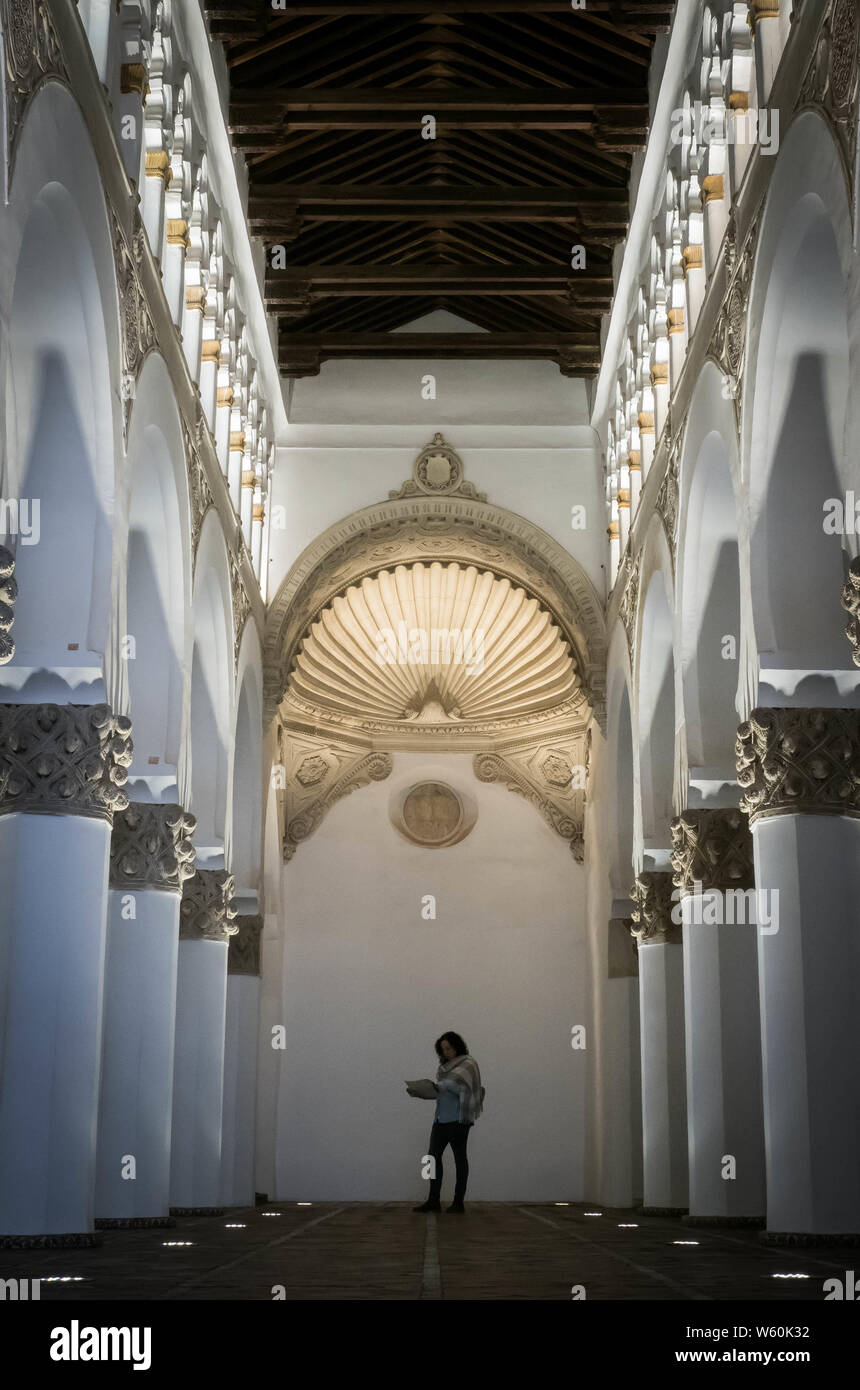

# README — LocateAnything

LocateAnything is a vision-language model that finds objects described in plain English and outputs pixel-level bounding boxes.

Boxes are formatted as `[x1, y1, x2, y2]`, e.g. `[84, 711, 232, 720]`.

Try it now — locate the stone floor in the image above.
[0, 1203, 854, 1300]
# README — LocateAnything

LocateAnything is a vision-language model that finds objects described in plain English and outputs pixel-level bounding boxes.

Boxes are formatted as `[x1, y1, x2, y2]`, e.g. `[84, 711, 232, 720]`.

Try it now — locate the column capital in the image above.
[110, 803, 197, 892]
[0, 704, 133, 821]
[670, 808, 754, 894]
[228, 914, 263, 976]
[630, 871, 680, 945]
[179, 869, 238, 942]
[736, 707, 860, 823]
[841, 555, 860, 667]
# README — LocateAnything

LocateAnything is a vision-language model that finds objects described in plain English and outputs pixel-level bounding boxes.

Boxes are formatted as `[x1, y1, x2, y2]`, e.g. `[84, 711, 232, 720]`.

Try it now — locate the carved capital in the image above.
[228, 914, 263, 976]
[0, 704, 133, 821]
[736, 707, 860, 822]
[670, 808, 754, 894]
[841, 555, 860, 666]
[630, 871, 680, 945]
[110, 803, 197, 892]
[0, 544, 17, 664]
[179, 870, 238, 942]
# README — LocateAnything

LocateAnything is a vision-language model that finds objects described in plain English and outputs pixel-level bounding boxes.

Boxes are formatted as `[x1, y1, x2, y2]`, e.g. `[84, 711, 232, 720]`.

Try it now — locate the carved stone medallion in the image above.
[402, 782, 463, 845]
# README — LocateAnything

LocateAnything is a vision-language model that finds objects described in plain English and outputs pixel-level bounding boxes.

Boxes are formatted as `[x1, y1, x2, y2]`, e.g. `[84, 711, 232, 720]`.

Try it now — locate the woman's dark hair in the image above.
[435, 1031, 468, 1060]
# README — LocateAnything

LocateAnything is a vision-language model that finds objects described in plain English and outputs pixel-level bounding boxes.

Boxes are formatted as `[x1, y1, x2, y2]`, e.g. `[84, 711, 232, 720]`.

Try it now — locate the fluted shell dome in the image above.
[288, 562, 579, 725]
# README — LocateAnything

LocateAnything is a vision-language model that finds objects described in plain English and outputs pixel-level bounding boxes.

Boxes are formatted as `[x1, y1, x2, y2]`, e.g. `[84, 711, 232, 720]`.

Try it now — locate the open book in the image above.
[405, 1078, 439, 1100]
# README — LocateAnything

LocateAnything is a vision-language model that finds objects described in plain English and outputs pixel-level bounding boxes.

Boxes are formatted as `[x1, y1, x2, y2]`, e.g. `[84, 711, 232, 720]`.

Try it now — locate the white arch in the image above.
[188, 512, 234, 864]
[634, 521, 677, 861]
[229, 625, 264, 903]
[123, 354, 192, 800]
[0, 83, 121, 704]
[743, 110, 856, 694]
[605, 627, 636, 899]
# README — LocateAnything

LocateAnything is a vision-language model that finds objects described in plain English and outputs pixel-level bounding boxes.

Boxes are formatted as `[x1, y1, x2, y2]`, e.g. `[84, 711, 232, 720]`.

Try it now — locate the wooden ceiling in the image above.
[205, 1, 674, 378]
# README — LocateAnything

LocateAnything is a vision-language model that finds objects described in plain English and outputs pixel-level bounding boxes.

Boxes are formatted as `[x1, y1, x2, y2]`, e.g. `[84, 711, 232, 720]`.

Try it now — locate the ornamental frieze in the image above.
[228, 545, 252, 665]
[840, 555, 860, 666]
[472, 740, 585, 862]
[630, 871, 680, 945]
[179, 869, 238, 942]
[182, 419, 215, 565]
[655, 442, 680, 573]
[0, 703, 133, 820]
[708, 211, 760, 429]
[110, 803, 197, 892]
[618, 549, 641, 660]
[670, 808, 754, 895]
[737, 706, 860, 822]
[0, 545, 17, 664]
[228, 914, 263, 976]
[1, 0, 68, 172]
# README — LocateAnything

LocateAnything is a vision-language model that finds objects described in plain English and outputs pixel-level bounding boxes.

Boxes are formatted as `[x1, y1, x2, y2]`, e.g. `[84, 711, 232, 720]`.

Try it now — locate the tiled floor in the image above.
[0, 1203, 853, 1300]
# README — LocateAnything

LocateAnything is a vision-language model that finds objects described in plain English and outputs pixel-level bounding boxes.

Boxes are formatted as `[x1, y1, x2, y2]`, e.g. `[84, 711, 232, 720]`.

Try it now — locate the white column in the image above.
[671, 808, 766, 1226]
[95, 804, 196, 1227]
[0, 704, 132, 1241]
[221, 915, 263, 1207]
[632, 871, 689, 1214]
[599, 914, 642, 1206]
[169, 870, 237, 1214]
[738, 708, 860, 1242]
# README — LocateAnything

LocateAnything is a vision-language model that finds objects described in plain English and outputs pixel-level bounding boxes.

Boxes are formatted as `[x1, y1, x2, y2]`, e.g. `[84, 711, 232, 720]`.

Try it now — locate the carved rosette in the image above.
[630, 871, 680, 945]
[0, 704, 133, 821]
[179, 870, 238, 942]
[110, 803, 197, 892]
[1, 0, 68, 169]
[841, 555, 860, 666]
[0, 545, 17, 664]
[670, 808, 754, 895]
[473, 747, 585, 861]
[736, 707, 860, 822]
[228, 914, 263, 976]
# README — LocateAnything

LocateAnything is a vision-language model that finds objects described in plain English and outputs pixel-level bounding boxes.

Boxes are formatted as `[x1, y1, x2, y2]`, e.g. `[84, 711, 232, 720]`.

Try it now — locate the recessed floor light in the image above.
[43, 1276, 86, 1282]
[554, 1202, 569, 1207]
[618, 1223, 638, 1228]
[771, 1273, 809, 1279]
[162, 1241, 193, 1247]
[261, 1211, 282, 1216]
[674, 1240, 699, 1245]
[297, 1202, 312, 1207]
[583, 1212, 602, 1216]
[225, 1223, 246, 1228]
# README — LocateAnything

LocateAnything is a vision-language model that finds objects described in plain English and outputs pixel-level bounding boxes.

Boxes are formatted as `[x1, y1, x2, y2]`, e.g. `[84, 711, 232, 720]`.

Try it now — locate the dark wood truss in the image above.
[205, 0, 673, 376]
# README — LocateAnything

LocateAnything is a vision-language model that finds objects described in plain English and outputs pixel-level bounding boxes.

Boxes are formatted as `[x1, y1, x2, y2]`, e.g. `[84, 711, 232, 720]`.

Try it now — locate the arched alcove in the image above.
[637, 569, 676, 855]
[745, 116, 855, 699]
[679, 426, 742, 795]
[607, 662, 635, 898]
[1, 181, 115, 702]
[124, 360, 190, 801]
[189, 519, 234, 865]
[230, 645, 263, 906]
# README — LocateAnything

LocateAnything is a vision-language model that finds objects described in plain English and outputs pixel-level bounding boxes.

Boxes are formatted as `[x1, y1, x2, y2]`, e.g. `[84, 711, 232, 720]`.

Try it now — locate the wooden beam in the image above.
[266, 264, 614, 304]
[248, 184, 630, 230]
[278, 332, 601, 375]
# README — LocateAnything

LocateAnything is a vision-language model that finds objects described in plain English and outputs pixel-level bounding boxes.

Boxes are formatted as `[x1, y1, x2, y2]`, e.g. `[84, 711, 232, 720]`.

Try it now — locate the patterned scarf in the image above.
[436, 1053, 485, 1124]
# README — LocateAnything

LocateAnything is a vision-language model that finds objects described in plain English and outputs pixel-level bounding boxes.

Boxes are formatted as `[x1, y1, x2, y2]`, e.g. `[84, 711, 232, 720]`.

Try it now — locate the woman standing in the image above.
[413, 1031, 484, 1214]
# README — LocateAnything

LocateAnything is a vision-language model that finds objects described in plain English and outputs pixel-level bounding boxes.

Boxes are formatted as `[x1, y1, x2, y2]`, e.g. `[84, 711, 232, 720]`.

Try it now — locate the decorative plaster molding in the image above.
[265, 496, 606, 729]
[182, 418, 215, 565]
[228, 914, 263, 975]
[0, 703, 133, 821]
[670, 808, 754, 894]
[800, 0, 860, 216]
[708, 210, 760, 431]
[655, 439, 680, 572]
[841, 555, 860, 666]
[737, 707, 860, 822]
[630, 871, 680, 945]
[0, 0, 68, 173]
[279, 730, 394, 861]
[388, 435, 487, 502]
[473, 741, 585, 861]
[110, 803, 197, 892]
[618, 549, 642, 660]
[228, 544, 251, 664]
[0, 545, 17, 664]
[112, 210, 157, 438]
[179, 869, 238, 942]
